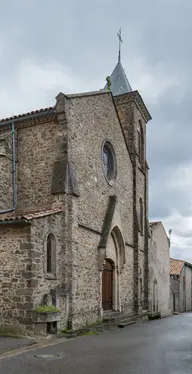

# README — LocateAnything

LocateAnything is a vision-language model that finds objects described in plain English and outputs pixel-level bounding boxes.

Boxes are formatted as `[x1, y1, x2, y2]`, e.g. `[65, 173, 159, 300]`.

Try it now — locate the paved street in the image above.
[0, 313, 192, 373]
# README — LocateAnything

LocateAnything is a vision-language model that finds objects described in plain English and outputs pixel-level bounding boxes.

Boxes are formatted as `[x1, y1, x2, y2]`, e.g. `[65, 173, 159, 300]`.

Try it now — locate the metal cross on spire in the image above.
[117, 27, 123, 63]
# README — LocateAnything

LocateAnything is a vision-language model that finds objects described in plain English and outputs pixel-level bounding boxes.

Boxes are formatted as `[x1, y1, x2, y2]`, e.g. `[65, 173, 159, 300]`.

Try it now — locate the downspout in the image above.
[0, 109, 55, 214]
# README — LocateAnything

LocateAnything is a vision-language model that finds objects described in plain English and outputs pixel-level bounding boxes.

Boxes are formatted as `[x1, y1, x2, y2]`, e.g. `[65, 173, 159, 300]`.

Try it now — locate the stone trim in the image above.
[0, 219, 30, 226]
[112, 96, 133, 166]
[78, 223, 101, 236]
[98, 195, 117, 270]
[0, 115, 57, 134]
[98, 195, 117, 249]
[114, 91, 151, 123]
[138, 166, 146, 176]
[125, 242, 134, 249]
[66, 90, 110, 99]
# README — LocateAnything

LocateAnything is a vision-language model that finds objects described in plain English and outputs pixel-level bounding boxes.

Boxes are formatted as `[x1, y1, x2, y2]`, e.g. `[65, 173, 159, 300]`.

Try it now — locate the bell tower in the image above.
[104, 30, 152, 313]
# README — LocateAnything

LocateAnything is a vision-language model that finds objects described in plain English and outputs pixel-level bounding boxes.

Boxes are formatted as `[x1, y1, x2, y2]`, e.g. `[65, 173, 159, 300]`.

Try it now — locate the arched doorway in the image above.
[102, 260, 113, 311]
[100, 226, 125, 313]
[153, 279, 158, 312]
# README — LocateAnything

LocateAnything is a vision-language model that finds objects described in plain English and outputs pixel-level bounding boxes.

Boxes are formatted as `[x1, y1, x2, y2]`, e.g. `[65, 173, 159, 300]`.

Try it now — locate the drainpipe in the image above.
[0, 109, 55, 214]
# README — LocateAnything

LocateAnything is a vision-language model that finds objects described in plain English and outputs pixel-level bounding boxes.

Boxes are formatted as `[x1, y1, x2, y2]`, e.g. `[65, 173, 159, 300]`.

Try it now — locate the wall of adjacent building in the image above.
[179, 265, 192, 313]
[149, 223, 171, 317]
[185, 265, 192, 311]
[170, 276, 180, 313]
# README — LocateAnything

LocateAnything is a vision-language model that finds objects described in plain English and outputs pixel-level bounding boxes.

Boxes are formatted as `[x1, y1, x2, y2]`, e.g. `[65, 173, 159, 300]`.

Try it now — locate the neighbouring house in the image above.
[0, 48, 152, 335]
[170, 258, 192, 313]
[148, 222, 171, 318]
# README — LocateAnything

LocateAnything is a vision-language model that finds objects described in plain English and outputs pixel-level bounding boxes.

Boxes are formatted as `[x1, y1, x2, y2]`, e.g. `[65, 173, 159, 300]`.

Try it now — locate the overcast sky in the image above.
[1, 0, 191, 261]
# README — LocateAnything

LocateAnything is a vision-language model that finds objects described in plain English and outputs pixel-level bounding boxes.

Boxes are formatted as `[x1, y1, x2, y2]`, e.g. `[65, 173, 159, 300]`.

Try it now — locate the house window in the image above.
[139, 198, 143, 234]
[46, 233, 56, 277]
[102, 141, 117, 184]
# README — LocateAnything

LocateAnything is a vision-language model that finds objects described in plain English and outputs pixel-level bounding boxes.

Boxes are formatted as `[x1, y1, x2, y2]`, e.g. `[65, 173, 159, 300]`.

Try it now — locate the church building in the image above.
[0, 34, 152, 335]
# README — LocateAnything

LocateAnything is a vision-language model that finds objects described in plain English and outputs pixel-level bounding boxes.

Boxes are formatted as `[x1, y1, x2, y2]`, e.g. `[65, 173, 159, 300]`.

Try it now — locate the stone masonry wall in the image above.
[149, 223, 170, 317]
[114, 93, 149, 312]
[134, 106, 147, 309]
[0, 224, 34, 332]
[16, 116, 65, 211]
[120, 246, 134, 313]
[31, 213, 67, 331]
[0, 115, 68, 212]
[0, 130, 12, 210]
[65, 92, 134, 326]
[0, 212, 67, 334]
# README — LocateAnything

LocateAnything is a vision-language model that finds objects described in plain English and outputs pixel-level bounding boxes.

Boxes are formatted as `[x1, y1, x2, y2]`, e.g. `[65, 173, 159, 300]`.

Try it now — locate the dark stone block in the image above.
[18, 318, 33, 325]
[20, 243, 34, 250]
[11, 278, 18, 282]
[30, 279, 38, 287]
[2, 283, 11, 288]
[51, 158, 67, 194]
[17, 302, 33, 310]
[15, 296, 22, 302]
[22, 272, 33, 280]
[25, 296, 32, 302]
[68, 160, 80, 196]
[16, 288, 33, 296]
[29, 250, 40, 259]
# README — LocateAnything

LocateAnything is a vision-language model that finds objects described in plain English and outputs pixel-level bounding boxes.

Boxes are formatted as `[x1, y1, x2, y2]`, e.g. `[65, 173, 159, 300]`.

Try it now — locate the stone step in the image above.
[103, 312, 122, 322]
[118, 320, 136, 328]
[148, 312, 161, 320]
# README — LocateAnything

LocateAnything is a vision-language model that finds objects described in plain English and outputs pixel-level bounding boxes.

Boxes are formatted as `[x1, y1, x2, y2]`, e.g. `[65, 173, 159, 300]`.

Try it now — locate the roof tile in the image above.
[0, 206, 63, 222]
[0, 106, 55, 124]
[170, 258, 184, 275]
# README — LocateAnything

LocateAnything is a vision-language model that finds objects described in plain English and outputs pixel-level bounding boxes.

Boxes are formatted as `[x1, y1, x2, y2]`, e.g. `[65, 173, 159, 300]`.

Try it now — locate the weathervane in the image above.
[117, 27, 123, 63]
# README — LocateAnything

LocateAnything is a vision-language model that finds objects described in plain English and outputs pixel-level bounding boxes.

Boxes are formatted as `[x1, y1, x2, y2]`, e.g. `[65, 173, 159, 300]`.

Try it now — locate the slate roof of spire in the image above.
[104, 61, 132, 96]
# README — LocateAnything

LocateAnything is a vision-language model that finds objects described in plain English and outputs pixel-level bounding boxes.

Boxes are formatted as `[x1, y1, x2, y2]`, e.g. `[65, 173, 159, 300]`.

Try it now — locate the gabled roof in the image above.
[104, 61, 132, 96]
[170, 258, 184, 275]
[150, 221, 161, 229]
[150, 221, 170, 247]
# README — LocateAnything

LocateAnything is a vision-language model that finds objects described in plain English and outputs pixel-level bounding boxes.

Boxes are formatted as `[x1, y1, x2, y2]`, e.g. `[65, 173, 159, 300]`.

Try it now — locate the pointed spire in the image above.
[117, 28, 123, 63]
[104, 28, 132, 96]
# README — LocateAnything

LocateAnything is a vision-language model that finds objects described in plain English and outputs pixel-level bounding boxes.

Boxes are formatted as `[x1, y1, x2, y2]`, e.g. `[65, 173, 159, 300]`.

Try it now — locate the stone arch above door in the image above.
[111, 226, 125, 273]
[98, 195, 126, 270]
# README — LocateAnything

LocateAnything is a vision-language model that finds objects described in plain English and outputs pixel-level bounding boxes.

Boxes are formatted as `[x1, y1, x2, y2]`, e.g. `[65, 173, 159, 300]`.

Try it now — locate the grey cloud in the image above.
[0, 0, 191, 258]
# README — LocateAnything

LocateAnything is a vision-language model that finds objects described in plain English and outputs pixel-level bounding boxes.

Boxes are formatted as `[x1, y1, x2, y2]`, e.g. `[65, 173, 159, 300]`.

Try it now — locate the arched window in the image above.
[46, 233, 56, 276]
[137, 121, 144, 164]
[139, 198, 143, 234]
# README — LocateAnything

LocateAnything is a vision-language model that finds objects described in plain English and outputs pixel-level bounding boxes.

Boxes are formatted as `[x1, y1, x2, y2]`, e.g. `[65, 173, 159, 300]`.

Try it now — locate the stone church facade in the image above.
[0, 54, 152, 334]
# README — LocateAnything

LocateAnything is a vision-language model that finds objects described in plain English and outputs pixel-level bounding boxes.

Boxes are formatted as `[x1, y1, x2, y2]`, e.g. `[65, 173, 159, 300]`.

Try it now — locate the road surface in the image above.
[0, 313, 192, 373]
